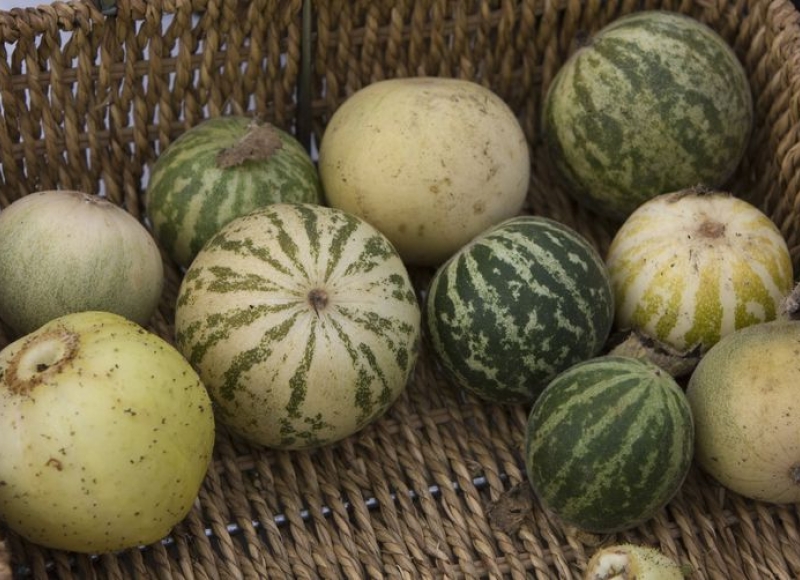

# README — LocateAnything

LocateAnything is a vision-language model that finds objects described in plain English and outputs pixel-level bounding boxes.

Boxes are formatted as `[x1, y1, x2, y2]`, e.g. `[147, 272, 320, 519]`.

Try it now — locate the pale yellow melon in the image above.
[318, 77, 530, 266]
[686, 320, 800, 503]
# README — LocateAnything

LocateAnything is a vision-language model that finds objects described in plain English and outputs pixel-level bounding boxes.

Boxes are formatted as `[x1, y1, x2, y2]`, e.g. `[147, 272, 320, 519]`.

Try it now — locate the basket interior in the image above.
[2, 0, 800, 578]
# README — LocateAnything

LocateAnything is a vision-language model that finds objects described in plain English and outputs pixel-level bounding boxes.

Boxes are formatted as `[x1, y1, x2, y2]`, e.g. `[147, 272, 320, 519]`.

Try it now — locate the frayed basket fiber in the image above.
[2, 0, 800, 578]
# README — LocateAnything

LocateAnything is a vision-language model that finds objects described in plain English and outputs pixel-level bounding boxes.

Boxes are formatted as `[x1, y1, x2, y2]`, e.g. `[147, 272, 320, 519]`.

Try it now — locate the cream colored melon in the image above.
[686, 320, 800, 503]
[318, 77, 530, 266]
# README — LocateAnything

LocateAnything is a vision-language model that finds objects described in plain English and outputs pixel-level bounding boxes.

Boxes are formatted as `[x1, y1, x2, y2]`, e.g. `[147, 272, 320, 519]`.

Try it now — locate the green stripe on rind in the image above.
[543, 11, 752, 220]
[175, 203, 421, 449]
[425, 215, 614, 404]
[525, 356, 694, 533]
[146, 116, 323, 268]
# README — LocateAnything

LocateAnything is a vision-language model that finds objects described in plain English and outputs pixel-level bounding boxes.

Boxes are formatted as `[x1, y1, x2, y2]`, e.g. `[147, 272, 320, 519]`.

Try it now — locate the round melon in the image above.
[0, 190, 164, 337]
[145, 116, 323, 268]
[424, 215, 614, 404]
[525, 356, 694, 533]
[318, 77, 530, 267]
[0, 311, 214, 553]
[686, 320, 800, 503]
[174, 203, 421, 450]
[542, 11, 753, 220]
[606, 189, 793, 353]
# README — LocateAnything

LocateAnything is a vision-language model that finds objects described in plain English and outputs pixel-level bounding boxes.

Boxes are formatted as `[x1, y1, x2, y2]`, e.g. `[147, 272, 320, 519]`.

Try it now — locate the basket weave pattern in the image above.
[1, 0, 800, 578]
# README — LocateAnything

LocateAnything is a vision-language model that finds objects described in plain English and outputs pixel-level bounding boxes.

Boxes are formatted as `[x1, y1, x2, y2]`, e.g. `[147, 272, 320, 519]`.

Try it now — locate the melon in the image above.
[0, 311, 214, 553]
[0, 190, 164, 337]
[542, 11, 753, 220]
[525, 356, 694, 533]
[606, 189, 793, 353]
[686, 320, 800, 503]
[584, 544, 684, 580]
[174, 203, 421, 450]
[145, 116, 323, 268]
[318, 77, 530, 266]
[425, 215, 614, 404]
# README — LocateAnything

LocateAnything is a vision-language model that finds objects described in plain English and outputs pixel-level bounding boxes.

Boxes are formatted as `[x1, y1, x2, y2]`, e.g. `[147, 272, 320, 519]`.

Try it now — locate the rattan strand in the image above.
[1, 0, 800, 578]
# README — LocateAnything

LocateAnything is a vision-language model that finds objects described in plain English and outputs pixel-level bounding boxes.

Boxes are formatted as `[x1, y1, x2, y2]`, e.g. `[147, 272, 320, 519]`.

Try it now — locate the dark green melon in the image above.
[542, 10, 753, 220]
[525, 356, 694, 533]
[145, 116, 323, 268]
[424, 215, 614, 404]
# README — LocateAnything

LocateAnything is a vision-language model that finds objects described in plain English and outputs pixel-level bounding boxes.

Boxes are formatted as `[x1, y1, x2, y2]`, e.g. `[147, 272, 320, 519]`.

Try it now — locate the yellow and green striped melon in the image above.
[606, 189, 793, 353]
[145, 116, 323, 269]
[425, 215, 614, 404]
[175, 203, 421, 450]
[525, 356, 694, 533]
[542, 11, 753, 220]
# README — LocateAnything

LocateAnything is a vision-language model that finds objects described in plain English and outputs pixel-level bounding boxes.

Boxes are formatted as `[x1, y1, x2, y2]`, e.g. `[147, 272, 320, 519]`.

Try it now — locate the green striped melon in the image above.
[145, 116, 323, 268]
[606, 189, 793, 353]
[525, 356, 694, 533]
[542, 10, 753, 220]
[424, 215, 614, 404]
[174, 203, 421, 450]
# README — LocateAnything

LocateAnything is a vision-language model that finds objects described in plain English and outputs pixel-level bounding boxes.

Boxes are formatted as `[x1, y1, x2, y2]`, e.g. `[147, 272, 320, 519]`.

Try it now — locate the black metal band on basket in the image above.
[94, 0, 117, 16]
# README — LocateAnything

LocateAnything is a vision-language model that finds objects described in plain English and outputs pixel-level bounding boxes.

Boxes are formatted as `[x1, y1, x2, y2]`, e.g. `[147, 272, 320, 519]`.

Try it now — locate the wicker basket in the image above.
[2, 0, 800, 578]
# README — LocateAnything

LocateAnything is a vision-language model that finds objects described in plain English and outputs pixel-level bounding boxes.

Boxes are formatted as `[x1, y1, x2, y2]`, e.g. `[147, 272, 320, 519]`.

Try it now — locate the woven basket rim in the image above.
[2, 1, 800, 578]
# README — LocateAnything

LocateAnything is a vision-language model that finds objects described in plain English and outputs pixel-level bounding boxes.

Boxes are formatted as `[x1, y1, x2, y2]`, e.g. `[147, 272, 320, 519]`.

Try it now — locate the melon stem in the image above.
[308, 288, 329, 317]
[215, 122, 283, 168]
[587, 551, 629, 579]
[697, 219, 725, 239]
[5, 328, 80, 395]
